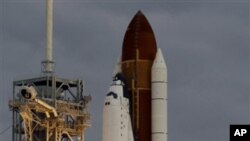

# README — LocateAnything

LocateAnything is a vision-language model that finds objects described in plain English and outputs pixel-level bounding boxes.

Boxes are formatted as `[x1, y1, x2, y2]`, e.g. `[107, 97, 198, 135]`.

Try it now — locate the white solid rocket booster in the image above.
[151, 48, 167, 141]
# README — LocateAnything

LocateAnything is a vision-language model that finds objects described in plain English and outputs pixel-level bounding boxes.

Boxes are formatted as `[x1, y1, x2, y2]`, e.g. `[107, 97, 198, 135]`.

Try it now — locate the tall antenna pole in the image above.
[42, 0, 54, 74]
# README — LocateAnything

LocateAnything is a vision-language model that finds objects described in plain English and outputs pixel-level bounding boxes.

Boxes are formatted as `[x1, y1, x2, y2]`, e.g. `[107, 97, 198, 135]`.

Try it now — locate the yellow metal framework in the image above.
[9, 76, 91, 141]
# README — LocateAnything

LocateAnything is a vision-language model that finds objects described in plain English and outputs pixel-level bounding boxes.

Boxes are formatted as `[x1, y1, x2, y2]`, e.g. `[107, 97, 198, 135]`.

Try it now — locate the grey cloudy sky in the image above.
[0, 0, 249, 141]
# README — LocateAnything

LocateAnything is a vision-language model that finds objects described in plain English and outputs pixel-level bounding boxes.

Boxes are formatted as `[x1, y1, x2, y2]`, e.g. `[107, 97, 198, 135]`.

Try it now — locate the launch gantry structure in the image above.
[8, 0, 91, 140]
[9, 76, 91, 141]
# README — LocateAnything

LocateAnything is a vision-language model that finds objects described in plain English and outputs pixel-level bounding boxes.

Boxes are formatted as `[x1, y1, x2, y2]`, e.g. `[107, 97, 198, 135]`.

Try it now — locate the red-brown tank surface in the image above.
[121, 11, 157, 141]
[122, 11, 157, 61]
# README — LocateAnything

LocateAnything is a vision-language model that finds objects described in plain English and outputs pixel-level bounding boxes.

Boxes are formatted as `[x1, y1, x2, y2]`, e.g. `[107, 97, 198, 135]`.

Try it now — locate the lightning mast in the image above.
[9, 1, 91, 141]
[42, 0, 54, 74]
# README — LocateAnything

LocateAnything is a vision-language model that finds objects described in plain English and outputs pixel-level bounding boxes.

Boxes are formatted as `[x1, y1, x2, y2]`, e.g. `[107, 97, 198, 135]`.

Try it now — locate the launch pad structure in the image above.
[8, 0, 91, 141]
[9, 76, 91, 141]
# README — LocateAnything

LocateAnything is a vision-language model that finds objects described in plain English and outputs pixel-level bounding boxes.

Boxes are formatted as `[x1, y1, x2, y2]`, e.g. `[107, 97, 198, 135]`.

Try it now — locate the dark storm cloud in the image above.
[0, 1, 249, 141]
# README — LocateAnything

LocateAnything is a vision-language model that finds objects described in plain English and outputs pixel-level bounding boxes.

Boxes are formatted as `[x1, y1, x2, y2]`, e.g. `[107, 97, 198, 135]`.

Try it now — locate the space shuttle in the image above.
[103, 73, 134, 141]
[103, 11, 167, 141]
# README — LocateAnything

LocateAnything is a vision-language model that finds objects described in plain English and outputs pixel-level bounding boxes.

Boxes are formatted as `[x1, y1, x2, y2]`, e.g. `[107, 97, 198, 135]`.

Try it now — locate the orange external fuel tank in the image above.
[121, 11, 157, 141]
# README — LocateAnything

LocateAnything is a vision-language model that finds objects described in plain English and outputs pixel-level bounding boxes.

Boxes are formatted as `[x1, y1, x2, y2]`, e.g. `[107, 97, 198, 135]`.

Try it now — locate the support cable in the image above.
[0, 125, 11, 135]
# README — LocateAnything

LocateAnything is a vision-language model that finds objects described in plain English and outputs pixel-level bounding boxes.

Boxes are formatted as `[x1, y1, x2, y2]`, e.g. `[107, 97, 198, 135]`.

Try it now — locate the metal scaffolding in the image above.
[9, 75, 91, 141]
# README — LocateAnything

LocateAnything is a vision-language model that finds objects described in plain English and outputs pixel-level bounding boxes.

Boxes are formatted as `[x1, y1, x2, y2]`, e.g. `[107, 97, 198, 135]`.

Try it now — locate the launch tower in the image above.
[8, 0, 91, 141]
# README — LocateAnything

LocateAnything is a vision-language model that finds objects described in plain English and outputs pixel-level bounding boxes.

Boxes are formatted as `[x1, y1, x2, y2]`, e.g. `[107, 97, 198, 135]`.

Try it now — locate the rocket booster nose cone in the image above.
[152, 48, 167, 69]
[122, 11, 157, 61]
[152, 48, 167, 82]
